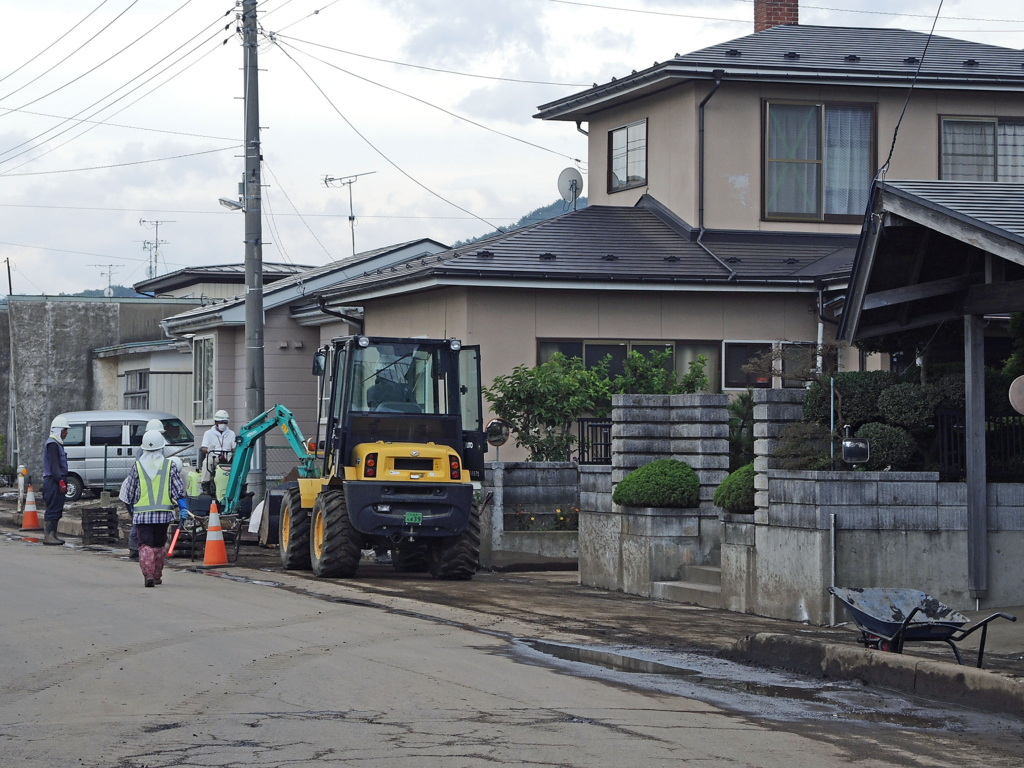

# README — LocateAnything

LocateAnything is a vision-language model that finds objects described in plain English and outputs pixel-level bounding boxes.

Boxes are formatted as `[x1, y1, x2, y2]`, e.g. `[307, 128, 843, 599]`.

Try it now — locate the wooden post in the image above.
[964, 314, 988, 600]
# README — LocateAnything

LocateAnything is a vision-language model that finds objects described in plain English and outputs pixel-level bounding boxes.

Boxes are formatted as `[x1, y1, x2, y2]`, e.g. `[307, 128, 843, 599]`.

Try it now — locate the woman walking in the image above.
[119, 430, 188, 587]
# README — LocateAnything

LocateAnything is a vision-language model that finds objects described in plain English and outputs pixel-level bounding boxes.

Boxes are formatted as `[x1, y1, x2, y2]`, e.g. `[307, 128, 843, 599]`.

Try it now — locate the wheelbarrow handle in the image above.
[951, 612, 1017, 669]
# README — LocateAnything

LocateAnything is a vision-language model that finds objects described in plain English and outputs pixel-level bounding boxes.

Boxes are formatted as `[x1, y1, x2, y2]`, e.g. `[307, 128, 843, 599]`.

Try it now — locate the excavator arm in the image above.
[222, 404, 320, 516]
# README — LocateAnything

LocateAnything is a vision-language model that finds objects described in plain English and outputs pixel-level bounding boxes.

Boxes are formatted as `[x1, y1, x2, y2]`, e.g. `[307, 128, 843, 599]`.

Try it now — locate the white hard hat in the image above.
[214, 410, 230, 423]
[145, 418, 165, 433]
[142, 430, 167, 451]
[51, 415, 70, 431]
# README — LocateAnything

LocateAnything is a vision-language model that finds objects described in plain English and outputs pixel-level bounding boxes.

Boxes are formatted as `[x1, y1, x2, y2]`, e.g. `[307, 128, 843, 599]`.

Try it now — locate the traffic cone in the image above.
[20, 485, 42, 531]
[202, 502, 229, 567]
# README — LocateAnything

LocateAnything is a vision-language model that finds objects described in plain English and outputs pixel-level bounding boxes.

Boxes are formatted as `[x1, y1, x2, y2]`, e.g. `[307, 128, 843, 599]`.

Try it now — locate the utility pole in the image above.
[242, 0, 266, 501]
[324, 171, 376, 257]
[4, 258, 11, 296]
[139, 219, 173, 278]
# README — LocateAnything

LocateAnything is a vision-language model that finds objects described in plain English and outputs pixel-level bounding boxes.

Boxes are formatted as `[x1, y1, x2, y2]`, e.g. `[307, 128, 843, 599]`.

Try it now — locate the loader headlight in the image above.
[449, 339, 462, 351]
[357, 335, 370, 348]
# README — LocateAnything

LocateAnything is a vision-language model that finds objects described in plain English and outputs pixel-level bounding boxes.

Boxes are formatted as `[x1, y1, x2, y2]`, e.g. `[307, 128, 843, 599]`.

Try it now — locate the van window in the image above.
[128, 422, 146, 446]
[64, 425, 85, 447]
[161, 419, 194, 444]
[89, 423, 123, 447]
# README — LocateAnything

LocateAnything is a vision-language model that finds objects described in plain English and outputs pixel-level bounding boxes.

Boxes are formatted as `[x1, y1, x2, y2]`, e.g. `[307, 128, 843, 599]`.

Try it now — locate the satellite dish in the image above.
[558, 167, 584, 204]
[1010, 376, 1024, 415]
[145, 265, 155, 279]
[103, 286, 114, 298]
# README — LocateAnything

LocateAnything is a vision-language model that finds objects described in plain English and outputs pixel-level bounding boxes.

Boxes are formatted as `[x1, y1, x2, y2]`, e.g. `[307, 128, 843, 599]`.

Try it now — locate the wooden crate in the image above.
[81, 507, 120, 546]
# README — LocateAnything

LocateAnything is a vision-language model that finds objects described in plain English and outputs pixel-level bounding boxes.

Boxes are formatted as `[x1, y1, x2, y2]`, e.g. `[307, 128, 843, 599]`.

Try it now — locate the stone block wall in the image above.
[752, 388, 805, 513]
[612, 393, 730, 514]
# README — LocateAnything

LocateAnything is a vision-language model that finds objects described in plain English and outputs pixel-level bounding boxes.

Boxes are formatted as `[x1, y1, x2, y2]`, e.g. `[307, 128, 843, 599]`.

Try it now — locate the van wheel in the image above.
[279, 488, 310, 570]
[64, 475, 84, 502]
[310, 488, 361, 578]
[427, 503, 480, 580]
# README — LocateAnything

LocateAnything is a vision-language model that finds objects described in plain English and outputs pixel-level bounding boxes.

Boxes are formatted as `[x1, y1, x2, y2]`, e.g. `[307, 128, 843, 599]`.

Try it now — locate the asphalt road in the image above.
[1, 535, 1021, 767]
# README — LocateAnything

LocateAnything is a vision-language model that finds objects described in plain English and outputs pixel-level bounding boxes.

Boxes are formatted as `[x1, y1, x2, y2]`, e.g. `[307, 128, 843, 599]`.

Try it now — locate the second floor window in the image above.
[608, 120, 647, 192]
[941, 118, 1024, 182]
[764, 102, 874, 222]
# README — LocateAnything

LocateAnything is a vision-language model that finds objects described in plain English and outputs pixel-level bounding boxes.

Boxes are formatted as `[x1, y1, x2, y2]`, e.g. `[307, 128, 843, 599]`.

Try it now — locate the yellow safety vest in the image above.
[135, 459, 173, 513]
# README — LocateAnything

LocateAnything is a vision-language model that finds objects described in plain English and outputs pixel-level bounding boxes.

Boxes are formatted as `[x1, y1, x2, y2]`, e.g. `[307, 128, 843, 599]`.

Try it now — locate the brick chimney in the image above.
[755, 0, 799, 32]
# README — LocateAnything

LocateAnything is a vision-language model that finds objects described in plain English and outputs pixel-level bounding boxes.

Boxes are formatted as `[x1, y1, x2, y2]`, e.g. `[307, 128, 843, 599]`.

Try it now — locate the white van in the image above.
[56, 410, 197, 501]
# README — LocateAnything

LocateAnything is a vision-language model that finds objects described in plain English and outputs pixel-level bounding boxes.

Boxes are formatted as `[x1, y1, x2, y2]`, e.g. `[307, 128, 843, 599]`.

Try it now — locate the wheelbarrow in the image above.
[829, 587, 1016, 669]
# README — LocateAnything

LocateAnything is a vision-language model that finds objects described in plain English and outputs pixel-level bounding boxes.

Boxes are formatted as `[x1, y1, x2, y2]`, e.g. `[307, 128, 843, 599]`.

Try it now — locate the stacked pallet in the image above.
[81, 507, 120, 546]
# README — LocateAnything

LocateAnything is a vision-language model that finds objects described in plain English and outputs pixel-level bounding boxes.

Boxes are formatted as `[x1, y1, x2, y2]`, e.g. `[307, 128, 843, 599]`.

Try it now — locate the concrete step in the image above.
[683, 565, 721, 587]
[651, 580, 722, 609]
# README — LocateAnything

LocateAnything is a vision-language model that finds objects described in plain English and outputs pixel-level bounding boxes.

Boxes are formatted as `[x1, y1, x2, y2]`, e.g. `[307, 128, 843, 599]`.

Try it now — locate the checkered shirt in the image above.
[120, 460, 186, 525]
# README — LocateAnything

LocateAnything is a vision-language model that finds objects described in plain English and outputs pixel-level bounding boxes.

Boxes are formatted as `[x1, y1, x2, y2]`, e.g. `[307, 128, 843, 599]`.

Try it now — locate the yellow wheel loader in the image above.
[280, 336, 485, 579]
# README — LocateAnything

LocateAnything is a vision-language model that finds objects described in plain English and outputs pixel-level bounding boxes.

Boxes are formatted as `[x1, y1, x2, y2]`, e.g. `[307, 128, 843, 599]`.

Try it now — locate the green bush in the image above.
[612, 459, 700, 508]
[713, 463, 755, 514]
[804, 371, 898, 430]
[930, 373, 965, 411]
[855, 422, 916, 471]
[610, 350, 709, 395]
[877, 383, 943, 430]
[772, 421, 834, 470]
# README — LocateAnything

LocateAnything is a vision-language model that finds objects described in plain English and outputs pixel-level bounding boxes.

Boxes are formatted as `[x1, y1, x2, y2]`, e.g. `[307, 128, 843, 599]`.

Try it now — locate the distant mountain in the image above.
[67, 285, 140, 298]
[452, 197, 588, 248]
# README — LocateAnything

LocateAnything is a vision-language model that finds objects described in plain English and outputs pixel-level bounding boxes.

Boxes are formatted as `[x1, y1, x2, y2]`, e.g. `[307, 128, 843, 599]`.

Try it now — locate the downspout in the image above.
[697, 70, 735, 280]
[575, 120, 588, 136]
[317, 296, 364, 334]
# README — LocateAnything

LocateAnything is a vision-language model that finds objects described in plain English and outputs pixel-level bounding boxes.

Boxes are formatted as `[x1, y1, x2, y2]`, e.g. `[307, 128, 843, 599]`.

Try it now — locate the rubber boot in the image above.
[43, 520, 64, 546]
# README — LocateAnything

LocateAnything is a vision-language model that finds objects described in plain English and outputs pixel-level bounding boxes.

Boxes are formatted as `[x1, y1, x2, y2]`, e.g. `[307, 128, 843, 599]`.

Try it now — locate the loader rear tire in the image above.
[427, 502, 480, 580]
[310, 488, 361, 578]
[279, 488, 310, 570]
[392, 541, 429, 573]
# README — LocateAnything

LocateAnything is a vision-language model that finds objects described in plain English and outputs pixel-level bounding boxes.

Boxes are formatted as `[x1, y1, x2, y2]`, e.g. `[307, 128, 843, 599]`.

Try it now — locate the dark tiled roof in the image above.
[133, 262, 309, 293]
[879, 180, 1024, 248]
[318, 199, 856, 301]
[537, 25, 1024, 121]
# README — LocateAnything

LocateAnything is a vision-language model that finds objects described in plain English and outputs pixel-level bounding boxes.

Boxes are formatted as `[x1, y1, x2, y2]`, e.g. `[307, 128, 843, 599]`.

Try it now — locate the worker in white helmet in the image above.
[200, 410, 235, 495]
[123, 419, 187, 560]
[41, 415, 70, 546]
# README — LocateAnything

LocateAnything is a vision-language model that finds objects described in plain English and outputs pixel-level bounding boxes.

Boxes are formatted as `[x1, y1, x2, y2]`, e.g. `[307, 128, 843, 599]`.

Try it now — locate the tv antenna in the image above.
[139, 219, 174, 278]
[324, 171, 376, 257]
[558, 167, 584, 211]
[89, 263, 122, 298]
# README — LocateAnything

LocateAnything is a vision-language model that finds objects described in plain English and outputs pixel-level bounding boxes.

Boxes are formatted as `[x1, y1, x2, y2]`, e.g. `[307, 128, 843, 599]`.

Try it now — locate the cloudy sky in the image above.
[1, 0, 1023, 294]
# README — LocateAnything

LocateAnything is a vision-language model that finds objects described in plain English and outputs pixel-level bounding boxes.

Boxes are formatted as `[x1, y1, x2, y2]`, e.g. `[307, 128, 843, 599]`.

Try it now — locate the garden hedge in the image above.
[712, 463, 755, 514]
[612, 459, 700, 508]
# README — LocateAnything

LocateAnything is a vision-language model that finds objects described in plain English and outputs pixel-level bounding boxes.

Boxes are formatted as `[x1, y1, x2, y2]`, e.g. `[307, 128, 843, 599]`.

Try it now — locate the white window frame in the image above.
[123, 369, 150, 410]
[192, 335, 216, 426]
[608, 119, 648, 193]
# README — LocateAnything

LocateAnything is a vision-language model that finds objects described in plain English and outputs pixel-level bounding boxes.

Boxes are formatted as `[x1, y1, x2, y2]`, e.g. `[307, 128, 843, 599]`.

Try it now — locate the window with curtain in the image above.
[941, 118, 1024, 181]
[765, 102, 874, 221]
[608, 120, 647, 192]
[192, 337, 214, 423]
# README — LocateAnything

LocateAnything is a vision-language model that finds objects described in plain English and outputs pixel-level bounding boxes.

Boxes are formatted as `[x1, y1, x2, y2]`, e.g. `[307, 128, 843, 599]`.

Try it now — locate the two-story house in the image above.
[172, 0, 1024, 462]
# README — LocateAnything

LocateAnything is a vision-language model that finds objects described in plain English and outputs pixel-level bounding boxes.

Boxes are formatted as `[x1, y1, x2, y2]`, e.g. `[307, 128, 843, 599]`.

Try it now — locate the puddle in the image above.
[513, 639, 1022, 732]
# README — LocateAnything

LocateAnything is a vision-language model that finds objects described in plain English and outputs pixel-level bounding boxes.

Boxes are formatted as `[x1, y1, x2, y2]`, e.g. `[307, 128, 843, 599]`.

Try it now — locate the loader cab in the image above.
[319, 336, 486, 481]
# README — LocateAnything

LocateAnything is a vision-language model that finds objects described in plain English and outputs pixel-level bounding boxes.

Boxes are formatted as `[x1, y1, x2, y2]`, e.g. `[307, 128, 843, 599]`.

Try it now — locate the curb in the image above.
[723, 632, 1024, 716]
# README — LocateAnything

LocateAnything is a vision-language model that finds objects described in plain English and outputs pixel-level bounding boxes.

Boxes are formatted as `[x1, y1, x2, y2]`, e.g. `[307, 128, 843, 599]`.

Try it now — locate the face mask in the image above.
[216, 423, 227, 433]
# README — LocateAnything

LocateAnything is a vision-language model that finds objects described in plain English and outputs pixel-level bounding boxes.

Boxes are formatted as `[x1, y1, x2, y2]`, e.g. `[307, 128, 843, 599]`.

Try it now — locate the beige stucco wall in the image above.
[585, 80, 1024, 233]
[362, 287, 469, 341]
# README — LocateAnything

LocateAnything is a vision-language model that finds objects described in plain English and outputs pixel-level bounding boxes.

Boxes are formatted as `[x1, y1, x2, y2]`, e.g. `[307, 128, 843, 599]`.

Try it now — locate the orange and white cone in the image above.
[202, 502, 229, 567]
[20, 484, 42, 531]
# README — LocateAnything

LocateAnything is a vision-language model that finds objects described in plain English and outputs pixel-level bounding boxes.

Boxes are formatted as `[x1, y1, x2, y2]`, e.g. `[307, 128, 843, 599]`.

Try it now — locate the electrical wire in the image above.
[879, 0, 945, 177]
[262, 160, 333, 261]
[0, 0, 112, 87]
[276, 39, 584, 165]
[0, 240, 189, 268]
[261, 185, 295, 266]
[724, 0, 1024, 24]
[0, 106, 235, 142]
[0, 0, 138, 104]
[0, 144, 240, 177]
[276, 35, 589, 87]
[0, 7, 231, 165]
[272, 41, 501, 231]
[0, 24, 231, 172]
[274, 0, 342, 34]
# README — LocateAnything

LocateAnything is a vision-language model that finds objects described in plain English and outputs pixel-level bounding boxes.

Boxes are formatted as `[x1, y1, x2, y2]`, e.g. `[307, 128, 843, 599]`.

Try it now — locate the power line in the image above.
[276, 35, 590, 87]
[262, 160, 333, 260]
[724, 0, 1024, 23]
[272, 41, 501, 231]
[276, 39, 584, 165]
[0, 0, 139, 104]
[0, 240, 189, 268]
[0, 106, 236, 142]
[261, 187, 294, 266]
[0, 9, 231, 168]
[0, 144, 240, 177]
[274, 0, 342, 34]
[0, 0, 112, 87]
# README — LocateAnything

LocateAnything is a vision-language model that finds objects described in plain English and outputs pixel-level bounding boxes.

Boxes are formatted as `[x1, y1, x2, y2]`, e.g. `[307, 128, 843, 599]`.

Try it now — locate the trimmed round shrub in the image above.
[804, 371, 898, 430]
[713, 463, 755, 514]
[930, 373, 965, 412]
[877, 383, 943, 430]
[612, 459, 700, 508]
[855, 422, 916, 471]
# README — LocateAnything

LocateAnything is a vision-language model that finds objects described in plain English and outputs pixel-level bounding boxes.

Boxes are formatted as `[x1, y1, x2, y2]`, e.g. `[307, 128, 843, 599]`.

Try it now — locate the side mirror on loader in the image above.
[311, 350, 327, 377]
